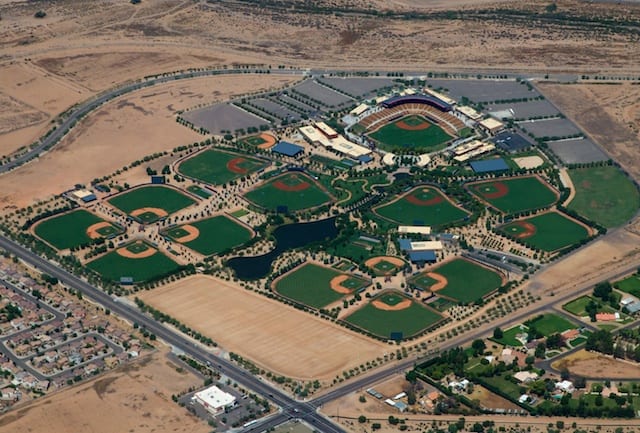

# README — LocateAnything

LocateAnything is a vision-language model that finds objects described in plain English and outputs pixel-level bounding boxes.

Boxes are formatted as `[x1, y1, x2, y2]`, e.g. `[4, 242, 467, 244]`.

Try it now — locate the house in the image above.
[561, 329, 580, 341]
[484, 355, 495, 364]
[513, 371, 538, 383]
[501, 348, 515, 365]
[449, 379, 470, 391]
[518, 394, 530, 404]
[595, 312, 620, 322]
[555, 380, 574, 393]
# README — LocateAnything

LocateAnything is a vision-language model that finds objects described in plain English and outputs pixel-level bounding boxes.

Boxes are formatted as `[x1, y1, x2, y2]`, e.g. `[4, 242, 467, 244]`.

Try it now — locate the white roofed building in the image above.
[192, 385, 236, 416]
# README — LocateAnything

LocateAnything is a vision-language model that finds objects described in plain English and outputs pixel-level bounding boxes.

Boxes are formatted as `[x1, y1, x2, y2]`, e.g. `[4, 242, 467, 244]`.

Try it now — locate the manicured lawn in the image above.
[108, 186, 196, 215]
[563, 296, 593, 316]
[369, 115, 453, 153]
[187, 185, 212, 198]
[178, 148, 267, 185]
[468, 176, 558, 213]
[491, 326, 525, 347]
[34, 210, 118, 250]
[167, 215, 253, 256]
[412, 258, 503, 303]
[375, 186, 469, 227]
[479, 375, 523, 400]
[614, 274, 640, 298]
[345, 294, 442, 339]
[568, 165, 640, 228]
[500, 211, 590, 252]
[275, 263, 364, 308]
[244, 172, 332, 212]
[87, 245, 180, 282]
[526, 313, 576, 336]
[326, 234, 386, 262]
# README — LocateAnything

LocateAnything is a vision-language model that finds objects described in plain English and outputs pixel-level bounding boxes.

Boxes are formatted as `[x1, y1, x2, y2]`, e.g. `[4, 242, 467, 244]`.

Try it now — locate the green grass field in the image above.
[375, 186, 469, 227]
[108, 186, 196, 217]
[178, 148, 267, 185]
[568, 165, 640, 228]
[369, 115, 453, 153]
[239, 135, 266, 146]
[344, 292, 442, 338]
[274, 263, 366, 308]
[491, 325, 526, 347]
[34, 210, 119, 250]
[468, 176, 558, 213]
[525, 313, 576, 336]
[87, 243, 180, 282]
[411, 258, 503, 303]
[166, 215, 253, 256]
[244, 172, 332, 212]
[563, 296, 594, 316]
[500, 211, 590, 252]
[186, 185, 212, 198]
[371, 259, 402, 275]
[614, 274, 640, 297]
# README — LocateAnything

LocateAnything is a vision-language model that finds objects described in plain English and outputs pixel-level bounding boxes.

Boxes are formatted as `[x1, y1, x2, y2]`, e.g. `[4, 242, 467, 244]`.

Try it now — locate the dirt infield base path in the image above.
[130, 207, 169, 218]
[425, 272, 448, 291]
[86, 221, 113, 239]
[364, 256, 405, 275]
[174, 224, 199, 243]
[329, 275, 352, 294]
[117, 245, 156, 259]
[371, 298, 412, 311]
[257, 132, 276, 150]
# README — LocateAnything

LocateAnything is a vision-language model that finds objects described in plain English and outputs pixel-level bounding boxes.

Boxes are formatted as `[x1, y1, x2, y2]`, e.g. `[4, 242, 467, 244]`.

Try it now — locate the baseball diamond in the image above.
[177, 148, 267, 185]
[468, 176, 559, 213]
[244, 172, 332, 212]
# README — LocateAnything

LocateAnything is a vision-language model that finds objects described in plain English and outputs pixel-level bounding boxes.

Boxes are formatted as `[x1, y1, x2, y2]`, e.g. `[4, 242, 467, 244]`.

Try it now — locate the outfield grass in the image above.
[413, 258, 503, 303]
[501, 211, 590, 252]
[375, 186, 468, 227]
[108, 186, 196, 215]
[614, 274, 640, 297]
[568, 165, 640, 228]
[87, 246, 180, 282]
[468, 176, 558, 213]
[244, 172, 332, 212]
[274, 264, 356, 308]
[369, 115, 453, 153]
[178, 149, 267, 185]
[526, 313, 576, 336]
[345, 294, 442, 338]
[167, 216, 253, 256]
[34, 210, 117, 250]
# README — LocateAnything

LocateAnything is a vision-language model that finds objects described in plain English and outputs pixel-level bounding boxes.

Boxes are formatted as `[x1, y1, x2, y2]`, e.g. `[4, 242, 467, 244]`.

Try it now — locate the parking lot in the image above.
[252, 98, 301, 122]
[183, 103, 269, 134]
[425, 79, 540, 103]
[318, 77, 394, 98]
[293, 80, 354, 107]
[485, 99, 560, 119]
[519, 117, 581, 138]
[547, 137, 609, 164]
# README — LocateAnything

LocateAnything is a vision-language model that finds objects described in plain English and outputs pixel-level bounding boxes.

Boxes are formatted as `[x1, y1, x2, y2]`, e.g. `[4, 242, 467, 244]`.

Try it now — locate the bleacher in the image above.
[358, 103, 465, 137]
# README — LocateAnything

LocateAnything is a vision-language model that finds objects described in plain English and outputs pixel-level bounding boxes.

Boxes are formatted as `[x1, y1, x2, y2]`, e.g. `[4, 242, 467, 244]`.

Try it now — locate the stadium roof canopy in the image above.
[381, 94, 452, 112]
[272, 141, 304, 157]
[469, 158, 510, 173]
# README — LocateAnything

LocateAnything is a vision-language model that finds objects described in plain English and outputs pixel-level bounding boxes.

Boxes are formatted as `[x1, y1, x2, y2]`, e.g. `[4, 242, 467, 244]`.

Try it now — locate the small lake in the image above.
[227, 217, 338, 280]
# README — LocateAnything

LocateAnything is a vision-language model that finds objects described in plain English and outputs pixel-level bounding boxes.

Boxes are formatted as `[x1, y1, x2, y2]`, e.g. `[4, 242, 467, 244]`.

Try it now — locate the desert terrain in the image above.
[553, 349, 640, 379]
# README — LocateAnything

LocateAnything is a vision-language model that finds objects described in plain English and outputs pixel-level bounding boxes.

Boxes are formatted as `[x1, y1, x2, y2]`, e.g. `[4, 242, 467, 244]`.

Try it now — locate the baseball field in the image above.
[374, 186, 469, 227]
[568, 165, 640, 228]
[500, 211, 590, 252]
[164, 215, 253, 256]
[238, 132, 277, 149]
[178, 148, 267, 185]
[244, 172, 332, 212]
[369, 115, 452, 152]
[87, 241, 180, 282]
[34, 209, 121, 250]
[274, 263, 369, 309]
[409, 258, 503, 303]
[108, 185, 196, 223]
[364, 256, 406, 276]
[467, 176, 558, 213]
[344, 291, 442, 339]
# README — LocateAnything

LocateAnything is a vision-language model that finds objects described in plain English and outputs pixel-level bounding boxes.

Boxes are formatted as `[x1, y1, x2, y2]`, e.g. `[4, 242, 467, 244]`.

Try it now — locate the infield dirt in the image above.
[137, 275, 386, 380]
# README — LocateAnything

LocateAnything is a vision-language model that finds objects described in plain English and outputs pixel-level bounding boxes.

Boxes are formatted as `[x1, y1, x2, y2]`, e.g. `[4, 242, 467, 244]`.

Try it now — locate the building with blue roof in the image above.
[470, 158, 510, 173]
[398, 238, 413, 251]
[408, 251, 437, 263]
[272, 141, 304, 157]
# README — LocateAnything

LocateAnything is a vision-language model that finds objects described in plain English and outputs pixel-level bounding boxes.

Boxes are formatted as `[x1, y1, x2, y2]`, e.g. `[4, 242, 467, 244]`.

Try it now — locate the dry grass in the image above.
[552, 349, 640, 379]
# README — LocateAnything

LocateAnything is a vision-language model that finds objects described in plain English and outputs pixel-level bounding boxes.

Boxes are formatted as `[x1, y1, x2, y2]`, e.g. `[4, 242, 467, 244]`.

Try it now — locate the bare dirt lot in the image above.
[0, 74, 298, 209]
[0, 350, 208, 433]
[553, 349, 640, 379]
[137, 275, 386, 381]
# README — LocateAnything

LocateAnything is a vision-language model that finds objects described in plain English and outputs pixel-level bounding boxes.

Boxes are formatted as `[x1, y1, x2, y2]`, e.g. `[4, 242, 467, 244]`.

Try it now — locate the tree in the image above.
[358, 415, 367, 424]
[405, 370, 417, 384]
[471, 339, 486, 356]
[586, 330, 614, 355]
[546, 333, 564, 349]
[593, 282, 612, 302]
[34, 10, 46, 18]
[493, 327, 503, 339]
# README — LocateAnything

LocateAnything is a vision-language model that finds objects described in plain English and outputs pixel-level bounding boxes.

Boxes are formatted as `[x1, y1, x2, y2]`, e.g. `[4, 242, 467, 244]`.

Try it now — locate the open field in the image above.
[178, 148, 267, 185]
[526, 313, 576, 336]
[34, 209, 120, 250]
[614, 274, 640, 298]
[165, 215, 253, 256]
[0, 350, 208, 433]
[87, 242, 180, 282]
[568, 165, 640, 228]
[500, 211, 590, 252]
[369, 115, 452, 152]
[274, 263, 368, 309]
[410, 258, 503, 303]
[244, 172, 332, 212]
[553, 349, 640, 379]
[344, 291, 442, 339]
[563, 295, 596, 317]
[137, 275, 386, 380]
[375, 186, 468, 227]
[108, 186, 196, 222]
[468, 176, 558, 213]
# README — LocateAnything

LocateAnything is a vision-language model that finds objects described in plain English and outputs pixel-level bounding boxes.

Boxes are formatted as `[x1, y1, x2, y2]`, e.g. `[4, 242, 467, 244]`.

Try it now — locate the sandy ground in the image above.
[513, 155, 544, 169]
[552, 349, 640, 379]
[0, 349, 208, 433]
[0, 74, 297, 209]
[137, 275, 387, 381]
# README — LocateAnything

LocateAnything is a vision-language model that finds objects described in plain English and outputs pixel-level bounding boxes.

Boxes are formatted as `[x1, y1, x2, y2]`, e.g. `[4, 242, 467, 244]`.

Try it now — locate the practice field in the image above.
[244, 172, 332, 212]
[409, 258, 503, 303]
[108, 185, 196, 222]
[344, 291, 442, 339]
[374, 186, 469, 227]
[568, 165, 640, 228]
[87, 241, 180, 282]
[34, 209, 121, 250]
[238, 132, 277, 149]
[499, 211, 590, 252]
[274, 263, 368, 309]
[467, 176, 558, 213]
[369, 114, 453, 152]
[178, 148, 267, 185]
[164, 215, 253, 256]
[364, 256, 405, 276]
